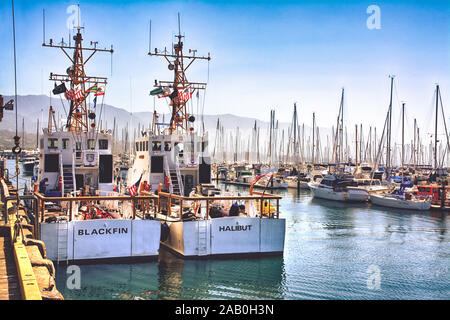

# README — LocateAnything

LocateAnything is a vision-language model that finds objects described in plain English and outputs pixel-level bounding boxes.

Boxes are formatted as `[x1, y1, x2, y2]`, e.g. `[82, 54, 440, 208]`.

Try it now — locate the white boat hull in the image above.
[309, 183, 369, 202]
[161, 217, 286, 257]
[41, 219, 161, 262]
[370, 194, 431, 210]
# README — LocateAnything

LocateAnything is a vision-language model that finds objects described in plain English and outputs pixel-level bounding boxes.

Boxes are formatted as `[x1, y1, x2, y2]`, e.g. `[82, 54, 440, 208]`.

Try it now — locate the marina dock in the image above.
[0, 221, 20, 300]
[0, 177, 63, 300]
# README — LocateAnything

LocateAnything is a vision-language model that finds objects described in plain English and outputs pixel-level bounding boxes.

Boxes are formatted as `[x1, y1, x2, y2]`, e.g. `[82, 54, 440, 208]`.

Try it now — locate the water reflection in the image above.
[56, 252, 287, 300]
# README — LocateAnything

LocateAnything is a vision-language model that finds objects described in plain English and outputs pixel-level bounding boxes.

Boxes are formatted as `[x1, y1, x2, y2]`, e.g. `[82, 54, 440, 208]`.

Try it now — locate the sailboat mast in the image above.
[434, 84, 439, 170]
[386, 76, 394, 180]
[312, 112, 315, 164]
[402, 102, 405, 167]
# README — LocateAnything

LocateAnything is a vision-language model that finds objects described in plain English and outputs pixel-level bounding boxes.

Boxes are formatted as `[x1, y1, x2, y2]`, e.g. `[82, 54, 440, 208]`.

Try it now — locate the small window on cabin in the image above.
[145, 141, 148, 151]
[136, 142, 139, 152]
[48, 138, 58, 149]
[40, 138, 44, 149]
[62, 139, 70, 150]
[99, 139, 108, 150]
[140, 141, 144, 152]
[87, 139, 95, 150]
[164, 142, 172, 151]
[152, 141, 161, 151]
[76, 142, 82, 151]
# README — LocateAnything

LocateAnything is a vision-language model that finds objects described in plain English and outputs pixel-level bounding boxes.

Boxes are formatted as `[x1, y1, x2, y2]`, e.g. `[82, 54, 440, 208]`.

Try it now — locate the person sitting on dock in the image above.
[39, 178, 48, 193]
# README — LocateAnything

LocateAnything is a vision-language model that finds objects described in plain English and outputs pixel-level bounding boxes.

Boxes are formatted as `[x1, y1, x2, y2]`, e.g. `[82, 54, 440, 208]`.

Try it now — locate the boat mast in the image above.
[43, 23, 113, 132]
[386, 76, 394, 181]
[312, 112, 315, 165]
[148, 13, 211, 135]
[402, 102, 405, 168]
[434, 84, 439, 170]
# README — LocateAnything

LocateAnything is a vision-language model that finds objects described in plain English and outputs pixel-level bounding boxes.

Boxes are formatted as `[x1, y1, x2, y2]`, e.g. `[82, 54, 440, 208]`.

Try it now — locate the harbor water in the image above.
[8, 161, 449, 299]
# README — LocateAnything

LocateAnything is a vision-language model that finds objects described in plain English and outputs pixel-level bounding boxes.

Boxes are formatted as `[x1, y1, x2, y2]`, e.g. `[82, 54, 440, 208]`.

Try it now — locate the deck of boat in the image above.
[0, 221, 21, 300]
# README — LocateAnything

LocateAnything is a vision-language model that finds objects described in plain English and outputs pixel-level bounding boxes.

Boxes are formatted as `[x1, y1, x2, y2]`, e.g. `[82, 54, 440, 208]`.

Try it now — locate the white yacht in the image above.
[308, 174, 369, 202]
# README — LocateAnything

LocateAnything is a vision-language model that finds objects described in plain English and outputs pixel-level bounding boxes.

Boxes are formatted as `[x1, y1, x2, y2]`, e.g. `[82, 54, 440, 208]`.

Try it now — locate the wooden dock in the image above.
[0, 176, 63, 300]
[0, 221, 21, 300]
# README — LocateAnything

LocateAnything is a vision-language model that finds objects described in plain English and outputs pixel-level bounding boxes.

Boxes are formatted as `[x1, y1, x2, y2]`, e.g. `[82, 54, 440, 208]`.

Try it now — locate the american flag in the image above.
[128, 175, 142, 197]
[64, 89, 75, 100]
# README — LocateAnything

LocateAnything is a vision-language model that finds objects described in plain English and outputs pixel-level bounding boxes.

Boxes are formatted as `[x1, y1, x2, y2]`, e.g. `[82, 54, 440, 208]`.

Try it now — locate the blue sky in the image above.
[0, 0, 449, 138]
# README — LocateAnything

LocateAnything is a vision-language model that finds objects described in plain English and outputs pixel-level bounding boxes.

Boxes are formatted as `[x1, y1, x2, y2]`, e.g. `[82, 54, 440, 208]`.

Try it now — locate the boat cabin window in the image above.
[40, 138, 44, 149]
[152, 141, 162, 151]
[140, 141, 144, 152]
[164, 142, 172, 151]
[135, 142, 139, 152]
[87, 139, 95, 150]
[145, 141, 148, 151]
[62, 139, 70, 150]
[48, 138, 58, 149]
[99, 139, 108, 150]
[44, 154, 59, 172]
[99, 155, 113, 183]
[150, 156, 164, 173]
[75, 142, 82, 151]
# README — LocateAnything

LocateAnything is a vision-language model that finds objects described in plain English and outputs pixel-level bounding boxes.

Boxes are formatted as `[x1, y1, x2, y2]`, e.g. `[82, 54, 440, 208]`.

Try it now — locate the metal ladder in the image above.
[197, 220, 209, 256]
[56, 222, 69, 264]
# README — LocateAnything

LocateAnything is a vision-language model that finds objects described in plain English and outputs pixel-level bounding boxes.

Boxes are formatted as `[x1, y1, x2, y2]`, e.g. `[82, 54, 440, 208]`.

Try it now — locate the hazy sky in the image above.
[1, 0, 449, 141]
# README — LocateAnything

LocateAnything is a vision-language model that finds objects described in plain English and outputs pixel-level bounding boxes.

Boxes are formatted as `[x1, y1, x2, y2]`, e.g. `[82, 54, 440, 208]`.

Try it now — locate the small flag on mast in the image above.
[95, 86, 106, 96]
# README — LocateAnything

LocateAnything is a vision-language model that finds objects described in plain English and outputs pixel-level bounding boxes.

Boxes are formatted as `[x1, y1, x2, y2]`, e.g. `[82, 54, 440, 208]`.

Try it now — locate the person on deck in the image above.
[39, 178, 48, 193]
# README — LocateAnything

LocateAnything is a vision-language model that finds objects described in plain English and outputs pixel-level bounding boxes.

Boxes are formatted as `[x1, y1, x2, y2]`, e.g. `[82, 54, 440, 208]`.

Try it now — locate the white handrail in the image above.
[163, 156, 173, 193]
[175, 155, 184, 196]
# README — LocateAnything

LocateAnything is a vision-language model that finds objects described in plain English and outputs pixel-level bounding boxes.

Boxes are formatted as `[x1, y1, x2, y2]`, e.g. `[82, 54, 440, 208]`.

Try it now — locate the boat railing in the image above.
[157, 191, 282, 220]
[32, 192, 160, 236]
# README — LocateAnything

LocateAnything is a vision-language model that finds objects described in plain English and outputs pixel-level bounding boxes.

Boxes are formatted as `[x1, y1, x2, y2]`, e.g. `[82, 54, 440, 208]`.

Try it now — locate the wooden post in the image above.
[132, 198, 136, 220]
[69, 200, 72, 222]
[206, 199, 209, 219]
[260, 198, 263, 218]
[276, 199, 279, 219]
[180, 199, 183, 218]
[41, 198, 44, 222]
[168, 195, 172, 217]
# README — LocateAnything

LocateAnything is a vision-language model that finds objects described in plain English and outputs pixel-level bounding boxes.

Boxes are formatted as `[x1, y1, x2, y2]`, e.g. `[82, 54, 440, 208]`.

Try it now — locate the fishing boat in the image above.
[127, 17, 285, 258]
[415, 184, 450, 211]
[308, 173, 369, 202]
[34, 21, 161, 263]
[370, 184, 431, 210]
